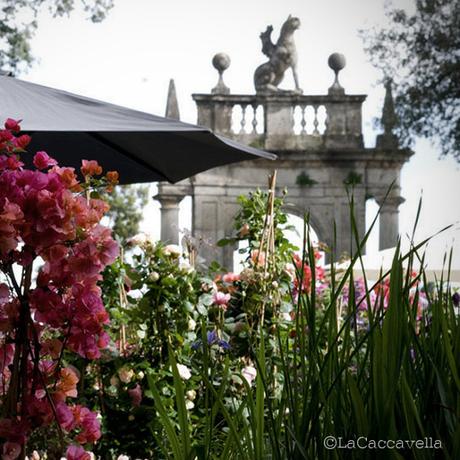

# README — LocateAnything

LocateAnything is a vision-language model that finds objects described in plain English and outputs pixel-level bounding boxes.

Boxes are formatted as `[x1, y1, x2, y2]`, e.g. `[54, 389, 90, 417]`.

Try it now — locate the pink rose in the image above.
[212, 291, 231, 306]
[128, 384, 143, 407]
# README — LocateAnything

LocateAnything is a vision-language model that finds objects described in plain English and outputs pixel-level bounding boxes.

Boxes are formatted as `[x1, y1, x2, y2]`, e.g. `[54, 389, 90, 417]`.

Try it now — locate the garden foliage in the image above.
[0, 120, 459, 459]
[0, 119, 118, 460]
[83, 178, 458, 459]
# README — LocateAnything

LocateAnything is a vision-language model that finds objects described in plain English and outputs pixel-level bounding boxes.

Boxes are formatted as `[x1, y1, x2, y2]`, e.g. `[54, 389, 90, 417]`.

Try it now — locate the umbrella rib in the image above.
[87, 132, 175, 183]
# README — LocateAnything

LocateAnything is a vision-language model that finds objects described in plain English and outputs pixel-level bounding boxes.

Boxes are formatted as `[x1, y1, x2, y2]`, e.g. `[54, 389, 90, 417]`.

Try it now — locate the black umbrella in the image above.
[0, 75, 275, 184]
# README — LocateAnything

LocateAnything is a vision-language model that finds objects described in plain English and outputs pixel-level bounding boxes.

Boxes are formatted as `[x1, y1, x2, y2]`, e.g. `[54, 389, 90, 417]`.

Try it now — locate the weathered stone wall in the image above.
[156, 61, 412, 269]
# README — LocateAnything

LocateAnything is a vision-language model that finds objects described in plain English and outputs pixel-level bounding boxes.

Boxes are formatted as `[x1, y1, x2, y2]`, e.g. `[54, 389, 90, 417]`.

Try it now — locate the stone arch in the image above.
[282, 202, 329, 248]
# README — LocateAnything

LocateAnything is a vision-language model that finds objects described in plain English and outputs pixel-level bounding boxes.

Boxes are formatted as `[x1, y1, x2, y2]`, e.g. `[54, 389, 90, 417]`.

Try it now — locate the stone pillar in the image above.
[194, 98, 233, 135]
[377, 196, 404, 250]
[155, 194, 184, 245]
[264, 98, 295, 150]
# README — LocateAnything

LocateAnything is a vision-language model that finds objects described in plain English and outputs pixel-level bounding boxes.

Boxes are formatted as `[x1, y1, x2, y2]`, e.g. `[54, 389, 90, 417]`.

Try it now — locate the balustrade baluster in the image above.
[300, 105, 307, 135]
[322, 106, 328, 134]
[313, 105, 320, 135]
[239, 104, 247, 134]
[251, 104, 258, 133]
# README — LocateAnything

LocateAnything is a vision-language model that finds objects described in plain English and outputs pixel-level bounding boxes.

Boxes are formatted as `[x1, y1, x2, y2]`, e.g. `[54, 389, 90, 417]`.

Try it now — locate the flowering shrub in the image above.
[340, 272, 429, 332]
[18, 167, 450, 460]
[0, 119, 118, 459]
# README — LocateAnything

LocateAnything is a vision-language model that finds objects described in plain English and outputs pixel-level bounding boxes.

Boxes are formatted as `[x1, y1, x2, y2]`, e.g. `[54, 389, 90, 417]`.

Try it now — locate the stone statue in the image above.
[254, 15, 302, 94]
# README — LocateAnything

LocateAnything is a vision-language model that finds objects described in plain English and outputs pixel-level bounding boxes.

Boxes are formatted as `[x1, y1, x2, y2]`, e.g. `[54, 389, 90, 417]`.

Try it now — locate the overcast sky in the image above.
[18, 0, 460, 269]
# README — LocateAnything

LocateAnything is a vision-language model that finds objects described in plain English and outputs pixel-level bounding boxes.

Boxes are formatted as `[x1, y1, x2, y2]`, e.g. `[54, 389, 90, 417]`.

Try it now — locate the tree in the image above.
[105, 184, 150, 243]
[0, 0, 113, 74]
[361, 0, 460, 160]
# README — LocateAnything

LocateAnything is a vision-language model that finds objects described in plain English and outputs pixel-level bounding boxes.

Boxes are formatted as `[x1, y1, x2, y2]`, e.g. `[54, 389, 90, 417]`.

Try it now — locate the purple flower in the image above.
[191, 340, 202, 350]
[207, 330, 218, 344]
[191, 330, 230, 350]
[452, 292, 460, 307]
[218, 339, 231, 350]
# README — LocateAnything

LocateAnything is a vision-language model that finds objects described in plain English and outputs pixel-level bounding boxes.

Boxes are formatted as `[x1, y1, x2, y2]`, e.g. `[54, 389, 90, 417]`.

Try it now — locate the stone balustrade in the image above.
[192, 92, 366, 151]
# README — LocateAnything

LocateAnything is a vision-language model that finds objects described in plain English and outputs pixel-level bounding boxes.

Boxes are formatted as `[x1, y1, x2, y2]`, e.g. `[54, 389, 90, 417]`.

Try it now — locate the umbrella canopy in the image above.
[0, 75, 276, 184]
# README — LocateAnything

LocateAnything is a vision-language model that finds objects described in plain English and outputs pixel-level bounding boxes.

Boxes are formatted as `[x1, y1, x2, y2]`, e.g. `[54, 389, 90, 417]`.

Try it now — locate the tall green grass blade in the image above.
[168, 346, 192, 458]
[148, 373, 183, 460]
[347, 372, 368, 436]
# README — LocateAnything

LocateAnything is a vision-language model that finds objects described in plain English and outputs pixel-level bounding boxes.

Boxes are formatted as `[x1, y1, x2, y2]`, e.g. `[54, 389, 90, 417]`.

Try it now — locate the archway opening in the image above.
[365, 198, 380, 255]
[233, 213, 324, 272]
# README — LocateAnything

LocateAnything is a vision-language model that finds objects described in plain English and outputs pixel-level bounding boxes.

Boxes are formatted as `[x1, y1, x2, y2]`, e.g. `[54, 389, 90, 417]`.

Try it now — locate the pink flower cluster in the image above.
[0, 119, 118, 458]
[292, 250, 325, 297]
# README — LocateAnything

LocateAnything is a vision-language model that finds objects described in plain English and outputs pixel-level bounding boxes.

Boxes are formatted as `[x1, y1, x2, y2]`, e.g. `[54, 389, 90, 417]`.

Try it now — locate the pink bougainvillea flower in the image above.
[13, 134, 31, 150]
[56, 367, 79, 400]
[72, 406, 101, 444]
[55, 402, 75, 431]
[33, 151, 58, 170]
[106, 170, 119, 184]
[2, 441, 21, 460]
[0, 129, 14, 143]
[0, 198, 24, 255]
[4, 118, 21, 132]
[81, 159, 102, 177]
[0, 283, 9, 305]
[65, 445, 92, 460]
[51, 166, 82, 191]
[6, 155, 24, 170]
[0, 119, 117, 454]
[40, 338, 62, 360]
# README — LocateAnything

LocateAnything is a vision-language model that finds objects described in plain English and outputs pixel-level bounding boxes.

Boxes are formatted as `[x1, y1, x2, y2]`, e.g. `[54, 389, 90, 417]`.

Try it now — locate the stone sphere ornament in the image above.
[327, 52, 346, 95]
[212, 53, 231, 94]
[328, 53, 346, 73]
[212, 53, 231, 74]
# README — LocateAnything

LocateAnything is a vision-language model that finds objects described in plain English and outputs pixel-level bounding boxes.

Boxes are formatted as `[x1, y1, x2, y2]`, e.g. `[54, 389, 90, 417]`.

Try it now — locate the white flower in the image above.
[284, 263, 296, 281]
[176, 363, 192, 380]
[164, 244, 182, 257]
[128, 233, 148, 246]
[282, 312, 292, 322]
[188, 318, 197, 331]
[179, 261, 194, 274]
[185, 400, 195, 410]
[186, 389, 196, 401]
[137, 371, 145, 380]
[118, 366, 134, 384]
[117, 456, 130, 460]
[242, 365, 257, 385]
[149, 271, 159, 282]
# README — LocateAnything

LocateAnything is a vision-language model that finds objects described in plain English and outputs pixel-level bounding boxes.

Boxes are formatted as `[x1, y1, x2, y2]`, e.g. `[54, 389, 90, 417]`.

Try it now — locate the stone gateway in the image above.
[156, 18, 412, 269]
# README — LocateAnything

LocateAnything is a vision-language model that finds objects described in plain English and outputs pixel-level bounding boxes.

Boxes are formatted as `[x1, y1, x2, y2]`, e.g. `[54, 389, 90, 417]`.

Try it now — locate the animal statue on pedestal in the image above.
[254, 15, 303, 94]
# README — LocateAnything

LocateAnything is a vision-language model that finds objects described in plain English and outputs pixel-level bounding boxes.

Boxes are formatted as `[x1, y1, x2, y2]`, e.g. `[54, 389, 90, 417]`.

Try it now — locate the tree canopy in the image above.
[362, 0, 460, 160]
[105, 184, 150, 243]
[0, 0, 113, 74]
